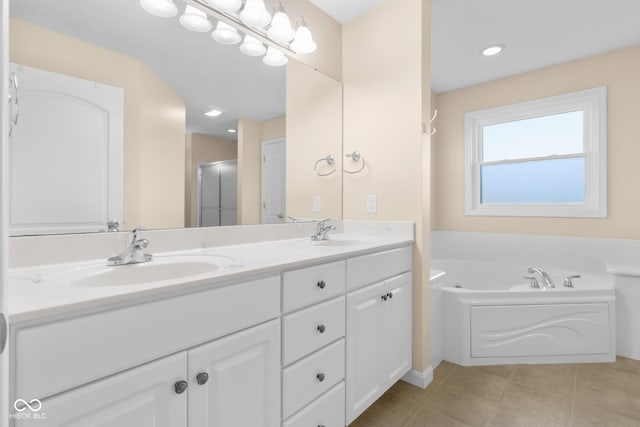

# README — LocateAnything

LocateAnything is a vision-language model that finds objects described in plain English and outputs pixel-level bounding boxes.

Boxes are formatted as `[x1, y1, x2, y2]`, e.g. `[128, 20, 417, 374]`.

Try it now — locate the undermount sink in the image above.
[70, 256, 229, 287]
[311, 239, 362, 247]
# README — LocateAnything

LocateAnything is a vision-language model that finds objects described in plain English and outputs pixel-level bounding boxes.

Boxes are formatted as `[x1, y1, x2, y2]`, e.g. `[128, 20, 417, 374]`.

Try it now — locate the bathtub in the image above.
[431, 259, 616, 366]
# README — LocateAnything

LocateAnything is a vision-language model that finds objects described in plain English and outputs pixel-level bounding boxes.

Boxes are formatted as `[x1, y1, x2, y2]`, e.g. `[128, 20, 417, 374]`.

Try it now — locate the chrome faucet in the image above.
[527, 267, 555, 288]
[311, 220, 336, 241]
[108, 228, 153, 266]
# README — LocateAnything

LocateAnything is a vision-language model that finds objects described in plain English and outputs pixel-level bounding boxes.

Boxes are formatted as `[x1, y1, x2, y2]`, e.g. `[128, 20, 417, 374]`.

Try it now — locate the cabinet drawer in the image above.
[283, 382, 345, 427]
[15, 275, 281, 401]
[347, 246, 411, 291]
[283, 296, 345, 365]
[283, 261, 345, 313]
[282, 339, 345, 419]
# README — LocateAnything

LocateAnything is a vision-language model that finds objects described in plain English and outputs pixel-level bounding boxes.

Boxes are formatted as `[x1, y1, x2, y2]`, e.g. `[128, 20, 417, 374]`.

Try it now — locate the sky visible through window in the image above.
[481, 111, 586, 204]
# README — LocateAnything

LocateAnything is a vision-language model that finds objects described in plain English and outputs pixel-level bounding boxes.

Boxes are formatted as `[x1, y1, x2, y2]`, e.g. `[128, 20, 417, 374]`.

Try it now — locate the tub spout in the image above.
[527, 267, 555, 288]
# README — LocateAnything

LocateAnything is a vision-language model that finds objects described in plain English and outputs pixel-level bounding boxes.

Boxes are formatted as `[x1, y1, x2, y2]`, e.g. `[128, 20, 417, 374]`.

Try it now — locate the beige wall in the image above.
[185, 133, 237, 227]
[432, 45, 640, 239]
[238, 116, 285, 225]
[342, 0, 432, 372]
[9, 18, 186, 230]
[286, 59, 343, 220]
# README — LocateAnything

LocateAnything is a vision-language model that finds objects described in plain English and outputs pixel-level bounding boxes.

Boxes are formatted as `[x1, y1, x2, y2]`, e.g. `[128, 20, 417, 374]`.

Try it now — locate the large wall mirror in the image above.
[8, 0, 343, 236]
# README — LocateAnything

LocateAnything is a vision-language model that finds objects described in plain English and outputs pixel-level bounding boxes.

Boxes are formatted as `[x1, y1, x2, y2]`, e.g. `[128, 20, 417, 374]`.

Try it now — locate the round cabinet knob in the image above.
[316, 372, 325, 382]
[317, 280, 326, 289]
[196, 372, 209, 385]
[174, 380, 188, 394]
[317, 324, 326, 333]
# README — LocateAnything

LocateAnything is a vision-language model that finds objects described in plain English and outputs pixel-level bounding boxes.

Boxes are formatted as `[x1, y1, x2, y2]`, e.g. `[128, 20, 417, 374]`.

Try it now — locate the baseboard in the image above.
[401, 366, 434, 389]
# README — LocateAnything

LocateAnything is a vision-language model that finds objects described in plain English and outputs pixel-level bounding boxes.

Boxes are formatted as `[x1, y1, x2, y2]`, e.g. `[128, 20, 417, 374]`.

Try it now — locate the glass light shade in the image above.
[290, 24, 317, 54]
[262, 47, 288, 66]
[240, 0, 271, 28]
[211, 21, 242, 45]
[206, 0, 242, 13]
[267, 11, 295, 43]
[140, 0, 178, 18]
[239, 35, 267, 56]
[179, 5, 213, 32]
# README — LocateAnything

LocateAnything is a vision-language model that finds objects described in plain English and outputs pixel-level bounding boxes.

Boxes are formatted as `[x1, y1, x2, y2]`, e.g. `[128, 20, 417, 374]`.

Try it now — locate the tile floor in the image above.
[349, 357, 640, 427]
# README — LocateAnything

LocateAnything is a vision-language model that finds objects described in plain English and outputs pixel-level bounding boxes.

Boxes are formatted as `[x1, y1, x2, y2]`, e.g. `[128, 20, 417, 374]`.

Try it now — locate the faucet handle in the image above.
[563, 274, 580, 288]
[524, 275, 540, 289]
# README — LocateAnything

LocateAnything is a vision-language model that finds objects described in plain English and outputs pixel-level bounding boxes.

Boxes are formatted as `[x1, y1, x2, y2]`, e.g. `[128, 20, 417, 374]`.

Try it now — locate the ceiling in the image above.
[10, 0, 640, 138]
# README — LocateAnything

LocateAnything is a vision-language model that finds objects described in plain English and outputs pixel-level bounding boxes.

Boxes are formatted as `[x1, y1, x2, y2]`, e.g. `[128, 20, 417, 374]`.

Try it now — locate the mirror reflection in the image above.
[8, 0, 342, 236]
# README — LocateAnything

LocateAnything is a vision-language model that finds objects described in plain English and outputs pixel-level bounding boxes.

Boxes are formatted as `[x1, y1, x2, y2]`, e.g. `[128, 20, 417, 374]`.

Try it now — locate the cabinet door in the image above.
[15, 353, 188, 427]
[188, 319, 280, 427]
[346, 280, 386, 425]
[381, 272, 412, 387]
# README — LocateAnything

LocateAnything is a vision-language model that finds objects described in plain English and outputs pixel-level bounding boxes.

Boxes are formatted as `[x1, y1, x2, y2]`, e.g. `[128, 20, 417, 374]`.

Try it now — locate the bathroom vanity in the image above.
[7, 223, 413, 426]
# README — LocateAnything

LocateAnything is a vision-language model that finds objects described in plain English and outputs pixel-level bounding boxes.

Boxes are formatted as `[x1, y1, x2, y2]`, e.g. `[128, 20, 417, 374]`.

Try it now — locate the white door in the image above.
[381, 272, 412, 387]
[346, 280, 386, 424]
[8, 63, 123, 235]
[188, 319, 280, 427]
[261, 138, 286, 224]
[15, 353, 188, 427]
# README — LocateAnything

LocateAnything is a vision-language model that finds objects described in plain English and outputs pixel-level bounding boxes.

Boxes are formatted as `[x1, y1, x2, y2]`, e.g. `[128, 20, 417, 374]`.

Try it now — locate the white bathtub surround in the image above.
[430, 231, 640, 364]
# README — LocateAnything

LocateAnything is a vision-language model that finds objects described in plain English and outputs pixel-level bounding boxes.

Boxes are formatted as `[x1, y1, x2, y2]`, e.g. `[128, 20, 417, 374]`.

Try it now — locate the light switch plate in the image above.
[367, 195, 377, 213]
[312, 196, 321, 213]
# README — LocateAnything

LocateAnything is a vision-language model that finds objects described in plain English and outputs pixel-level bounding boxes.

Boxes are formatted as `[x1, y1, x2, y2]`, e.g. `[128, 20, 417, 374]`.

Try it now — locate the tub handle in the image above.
[524, 276, 540, 289]
[563, 274, 581, 288]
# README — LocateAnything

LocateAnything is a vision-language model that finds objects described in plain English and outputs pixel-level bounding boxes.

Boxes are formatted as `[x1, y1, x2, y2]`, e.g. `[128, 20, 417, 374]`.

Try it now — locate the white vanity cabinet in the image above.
[345, 247, 413, 425]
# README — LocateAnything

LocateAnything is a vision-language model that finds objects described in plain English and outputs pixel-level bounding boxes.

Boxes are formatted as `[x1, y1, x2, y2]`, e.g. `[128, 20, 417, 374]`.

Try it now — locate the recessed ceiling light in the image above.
[204, 109, 222, 117]
[227, 129, 237, 133]
[482, 45, 504, 56]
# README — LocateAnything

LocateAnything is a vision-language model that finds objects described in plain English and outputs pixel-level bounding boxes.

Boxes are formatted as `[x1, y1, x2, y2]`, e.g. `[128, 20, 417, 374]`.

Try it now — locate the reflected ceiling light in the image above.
[482, 45, 504, 56]
[267, 2, 295, 43]
[239, 34, 267, 56]
[206, 0, 242, 13]
[290, 18, 317, 54]
[240, 0, 271, 28]
[140, 0, 178, 18]
[204, 109, 223, 117]
[179, 5, 213, 32]
[212, 21, 242, 45]
[263, 47, 288, 66]
[227, 129, 237, 133]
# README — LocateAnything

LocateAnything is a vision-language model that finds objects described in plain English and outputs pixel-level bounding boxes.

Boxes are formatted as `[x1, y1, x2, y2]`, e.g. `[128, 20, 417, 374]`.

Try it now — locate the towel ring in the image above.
[314, 154, 336, 176]
[343, 151, 366, 174]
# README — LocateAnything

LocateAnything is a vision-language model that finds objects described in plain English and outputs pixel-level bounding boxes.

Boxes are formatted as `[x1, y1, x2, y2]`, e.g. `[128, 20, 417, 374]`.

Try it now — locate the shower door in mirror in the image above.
[9, 63, 123, 236]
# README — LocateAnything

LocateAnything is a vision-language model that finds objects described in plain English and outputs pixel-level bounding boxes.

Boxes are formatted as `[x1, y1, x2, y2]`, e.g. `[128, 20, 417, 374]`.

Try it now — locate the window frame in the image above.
[464, 86, 607, 218]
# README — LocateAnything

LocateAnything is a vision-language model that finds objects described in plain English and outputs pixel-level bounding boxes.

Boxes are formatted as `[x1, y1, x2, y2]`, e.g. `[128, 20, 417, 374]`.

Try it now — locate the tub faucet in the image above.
[108, 228, 153, 266]
[527, 267, 555, 288]
[311, 220, 336, 241]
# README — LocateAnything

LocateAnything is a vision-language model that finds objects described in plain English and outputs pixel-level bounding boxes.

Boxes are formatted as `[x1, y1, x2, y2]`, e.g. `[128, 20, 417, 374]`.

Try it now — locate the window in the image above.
[464, 87, 607, 217]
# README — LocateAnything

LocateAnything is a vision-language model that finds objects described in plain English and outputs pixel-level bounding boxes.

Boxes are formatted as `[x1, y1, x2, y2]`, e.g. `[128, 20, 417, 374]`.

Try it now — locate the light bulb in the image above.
[140, 0, 178, 18]
[240, 0, 271, 28]
[179, 5, 213, 32]
[267, 3, 294, 43]
[212, 21, 242, 45]
[290, 21, 317, 54]
[239, 35, 267, 56]
[263, 47, 288, 66]
[206, 0, 242, 13]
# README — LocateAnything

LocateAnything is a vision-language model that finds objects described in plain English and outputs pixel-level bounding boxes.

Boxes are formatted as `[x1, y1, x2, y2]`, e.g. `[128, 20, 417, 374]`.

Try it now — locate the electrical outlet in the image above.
[366, 195, 377, 214]
[312, 196, 321, 213]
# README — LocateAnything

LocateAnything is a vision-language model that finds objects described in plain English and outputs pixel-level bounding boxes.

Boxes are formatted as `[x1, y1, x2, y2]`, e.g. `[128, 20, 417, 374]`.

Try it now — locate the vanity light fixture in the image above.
[212, 21, 242, 44]
[263, 46, 288, 66]
[290, 18, 317, 54]
[482, 45, 504, 56]
[180, 5, 213, 32]
[205, 0, 241, 13]
[204, 109, 222, 117]
[240, 0, 271, 28]
[140, 0, 178, 18]
[267, 2, 295, 43]
[239, 34, 267, 56]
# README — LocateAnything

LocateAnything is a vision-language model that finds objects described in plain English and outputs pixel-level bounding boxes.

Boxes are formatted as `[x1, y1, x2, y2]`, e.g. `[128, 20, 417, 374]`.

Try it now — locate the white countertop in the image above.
[8, 232, 413, 323]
